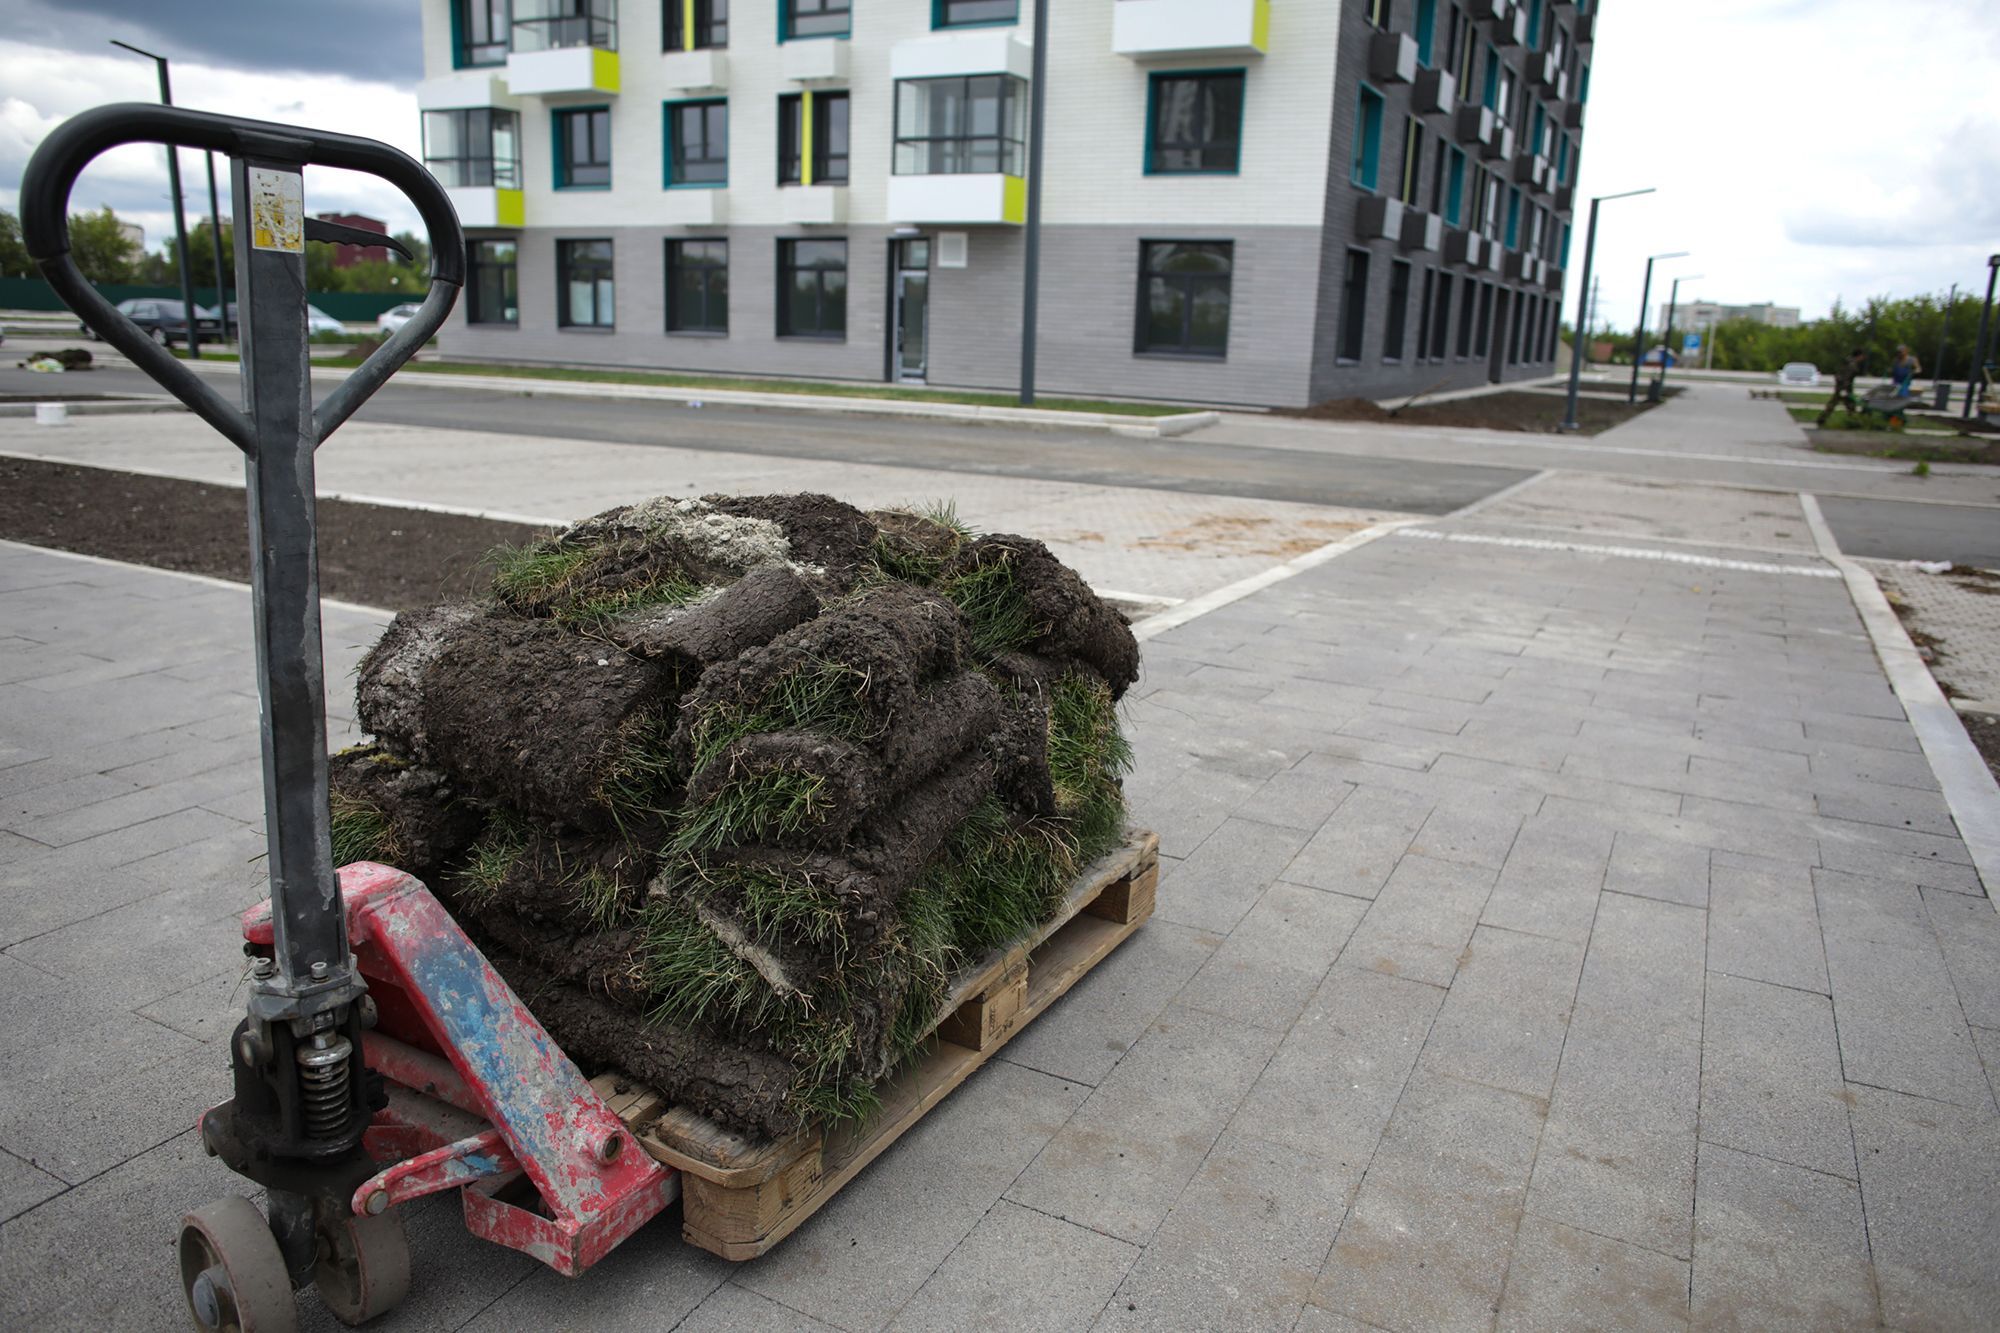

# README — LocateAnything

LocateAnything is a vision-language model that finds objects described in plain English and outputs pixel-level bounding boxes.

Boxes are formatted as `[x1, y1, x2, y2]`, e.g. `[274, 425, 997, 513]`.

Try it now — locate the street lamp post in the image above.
[1932, 282, 1957, 409]
[1626, 250, 1689, 404]
[111, 40, 202, 359]
[1017, 0, 1050, 406]
[205, 152, 230, 340]
[1656, 273, 1703, 396]
[1560, 186, 1655, 432]
[1966, 255, 2000, 422]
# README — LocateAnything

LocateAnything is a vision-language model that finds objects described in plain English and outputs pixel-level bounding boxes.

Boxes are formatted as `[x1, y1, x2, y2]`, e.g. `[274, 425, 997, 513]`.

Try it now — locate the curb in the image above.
[168, 356, 1222, 439]
[1800, 494, 2000, 902]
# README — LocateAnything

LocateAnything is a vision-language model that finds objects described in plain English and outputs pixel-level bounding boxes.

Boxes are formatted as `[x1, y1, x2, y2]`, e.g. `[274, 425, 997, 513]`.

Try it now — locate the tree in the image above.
[67, 206, 139, 283]
[159, 219, 236, 289]
[0, 209, 31, 279]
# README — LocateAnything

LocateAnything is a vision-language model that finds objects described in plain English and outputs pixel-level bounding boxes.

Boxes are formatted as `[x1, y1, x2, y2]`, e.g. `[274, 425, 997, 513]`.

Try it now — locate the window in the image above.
[666, 100, 727, 186]
[666, 239, 728, 333]
[779, 239, 847, 338]
[1457, 275, 1477, 356]
[1148, 71, 1244, 174]
[558, 239, 614, 328]
[554, 107, 611, 188]
[1504, 186, 1521, 249]
[1430, 272, 1453, 359]
[894, 76, 1026, 175]
[782, 0, 850, 39]
[1351, 86, 1384, 191]
[1386, 260, 1412, 362]
[423, 108, 521, 188]
[779, 91, 849, 184]
[1560, 222, 1572, 267]
[1136, 241, 1233, 358]
[1444, 147, 1466, 226]
[467, 239, 518, 325]
[513, 0, 618, 52]
[1508, 291, 1525, 363]
[1338, 248, 1370, 363]
[1481, 45, 1500, 110]
[1397, 116, 1424, 206]
[665, 0, 728, 49]
[936, 0, 1017, 25]
[1475, 280, 1493, 357]
[1414, 266, 1433, 362]
[1454, 9, 1478, 89]
[1415, 0, 1437, 65]
[455, 0, 509, 67]
[1526, 0, 1543, 48]
[1367, 0, 1393, 29]
[1530, 104, 1547, 159]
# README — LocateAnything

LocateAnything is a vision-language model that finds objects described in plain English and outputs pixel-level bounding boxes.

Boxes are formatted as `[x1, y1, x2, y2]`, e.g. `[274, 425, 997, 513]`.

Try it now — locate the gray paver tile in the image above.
[1001, 919, 1218, 1089]
[1101, 1129, 1350, 1333]
[1923, 886, 2000, 1032]
[1292, 1304, 1386, 1333]
[1406, 799, 1524, 871]
[1179, 882, 1366, 1031]
[1497, 1215, 1691, 1332]
[1433, 756, 1684, 817]
[1418, 925, 1584, 1099]
[1690, 1144, 1876, 1333]
[1233, 766, 1356, 836]
[453, 1211, 729, 1330]
[1706, 854, 1827, 996]
[1282, 785, 1434, 902]
[1154, 816, 1313, 936]
[1698, 974, 1854, 1179]
[1479, 818, 1614, 945]
[1845, 1084, 2000, 1331]
[1814, 838, 1986, 896]
[741, 1062, 1090, 1330]
[0, 1146, 66, 1225]
[6, 874, 260, 1012]
[673, 1283, 839, 1333]
[0, 1034, 215, 1186]
[1339, 854, 1496, 988]
[1007, 1005, 1281, 1244]
[1605, 831, 1711, 909]
[892, 1200, 1134, 1332]
[1128, 762, 1269, 861]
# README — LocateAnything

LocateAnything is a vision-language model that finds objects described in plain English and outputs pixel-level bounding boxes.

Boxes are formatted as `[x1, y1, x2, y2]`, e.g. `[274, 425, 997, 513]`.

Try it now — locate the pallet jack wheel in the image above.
[178, 1197, 299, 1333]
[311, 1199, 410, 1326]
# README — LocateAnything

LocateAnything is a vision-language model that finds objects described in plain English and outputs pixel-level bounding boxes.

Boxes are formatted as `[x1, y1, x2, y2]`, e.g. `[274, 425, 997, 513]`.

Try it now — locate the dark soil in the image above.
[1809, 431, 2000, 465]
[496, 830, 657, 928]
[1281, 389, 1658, 436]
[0, 457, 549, 610]
[608, 567, 820, 680]
[1960, 710, 2000, 785]
[705, 492, 877, 588]
[947, 535, 1141, 698]
[687, 731, 883, 848]
[327, 747, 485, 882]
[356, 603, 485, 765]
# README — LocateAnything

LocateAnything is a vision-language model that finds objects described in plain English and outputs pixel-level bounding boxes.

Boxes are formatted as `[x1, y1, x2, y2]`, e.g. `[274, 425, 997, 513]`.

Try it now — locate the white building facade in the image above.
[415, 0, 1597, 407]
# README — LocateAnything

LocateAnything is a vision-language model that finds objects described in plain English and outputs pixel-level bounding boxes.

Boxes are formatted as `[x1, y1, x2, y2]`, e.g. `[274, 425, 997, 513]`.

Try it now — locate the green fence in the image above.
[0, 276, 409, 322]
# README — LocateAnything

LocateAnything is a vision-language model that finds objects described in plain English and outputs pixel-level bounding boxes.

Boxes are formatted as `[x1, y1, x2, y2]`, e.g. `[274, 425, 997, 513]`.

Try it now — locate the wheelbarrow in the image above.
[21, 104, 678, 1329]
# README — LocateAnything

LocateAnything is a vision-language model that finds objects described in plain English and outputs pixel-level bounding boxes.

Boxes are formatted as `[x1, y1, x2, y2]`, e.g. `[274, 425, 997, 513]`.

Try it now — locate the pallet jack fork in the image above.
[22, 106, 676, 1330]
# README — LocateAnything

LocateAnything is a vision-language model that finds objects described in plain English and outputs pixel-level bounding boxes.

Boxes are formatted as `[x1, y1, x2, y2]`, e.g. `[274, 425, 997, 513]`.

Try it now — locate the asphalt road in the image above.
[0, 363, 1530, 516]
[1816, 496, 2000, 567]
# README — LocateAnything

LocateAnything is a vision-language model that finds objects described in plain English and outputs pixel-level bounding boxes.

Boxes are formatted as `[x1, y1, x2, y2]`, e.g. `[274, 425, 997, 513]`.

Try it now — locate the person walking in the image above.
[1818, 349, 1868, 426]
[1890, 345, 1922, 398]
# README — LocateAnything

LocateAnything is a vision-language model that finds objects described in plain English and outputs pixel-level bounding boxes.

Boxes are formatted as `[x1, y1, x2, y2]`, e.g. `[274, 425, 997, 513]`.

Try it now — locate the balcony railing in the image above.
[511, 1, 618, 52]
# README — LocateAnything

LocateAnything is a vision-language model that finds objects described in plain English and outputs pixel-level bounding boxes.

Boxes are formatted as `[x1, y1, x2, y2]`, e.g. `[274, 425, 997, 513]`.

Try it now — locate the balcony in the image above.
[783, 186, 848, 226]
[660, 48, 727, 92]
[417, 71, 514, 112]
[893, 30, 1033, 81]
[888, 175, 1023, 226]
[1543, 264, 1566, 294]
[1564, 100, 1586, 130]
[505, 0, 619, 95]
[1553, 181, 1574, 212]
[1469, 0, 1510, 19]
[783, 37, 851, 84]
[1455, 104, 1497, 148]
[1413, 67, 1456, 116]
[1482, 124, 1516, 162]
[421, 105, 523, 229]
[1401, 210, 1443, 254]
[1112, 0, 1270, 61]
[444, 187, 525, 228]
[662, 189, 727, 227]
[1444, 229, 1487, 269]
[1356, 196, 1404, 244]
[1505, 251, 1545, 285]
[506, 45, 619, 95]
[1576, 12, 1595, 43]
[1513, 154, 1550, 190]
[1492, 6, 1528, 46]
[1370, 32, 1418, 85]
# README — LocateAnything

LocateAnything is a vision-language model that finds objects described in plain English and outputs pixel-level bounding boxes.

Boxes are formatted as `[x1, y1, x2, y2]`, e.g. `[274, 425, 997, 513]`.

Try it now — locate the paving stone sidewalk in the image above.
[3, 454, 1998, 1329]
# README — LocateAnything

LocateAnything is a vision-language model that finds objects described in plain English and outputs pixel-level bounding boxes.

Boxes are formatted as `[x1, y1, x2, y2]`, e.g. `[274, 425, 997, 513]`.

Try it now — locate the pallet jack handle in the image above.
[22, 104, 463, 1026]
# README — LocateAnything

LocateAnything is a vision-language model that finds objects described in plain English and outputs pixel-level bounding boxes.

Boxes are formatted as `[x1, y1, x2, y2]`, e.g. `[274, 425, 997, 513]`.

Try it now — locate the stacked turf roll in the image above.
[329, 494, 1138, 1138]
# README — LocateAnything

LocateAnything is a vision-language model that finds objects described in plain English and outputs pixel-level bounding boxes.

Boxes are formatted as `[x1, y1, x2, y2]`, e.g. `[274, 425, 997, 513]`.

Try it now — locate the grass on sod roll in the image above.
[672, 769, 838, 857]
[455, 815, 529, 914]
[1048, 672, 1135, 858]
[685, 657, 878, 775]
[330, 790, 393, 867]
[940, 557, 1039, 659]
[490, 536, 707, 629]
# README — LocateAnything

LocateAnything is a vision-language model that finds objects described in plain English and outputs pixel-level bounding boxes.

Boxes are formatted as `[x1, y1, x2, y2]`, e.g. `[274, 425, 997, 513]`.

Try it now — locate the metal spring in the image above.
[297, 1033, 354, 1141]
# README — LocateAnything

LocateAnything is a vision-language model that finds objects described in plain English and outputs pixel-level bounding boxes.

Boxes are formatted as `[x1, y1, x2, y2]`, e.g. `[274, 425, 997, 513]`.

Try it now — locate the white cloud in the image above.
[1565, 0, 2000, 326]
[0, 43, 422, 255]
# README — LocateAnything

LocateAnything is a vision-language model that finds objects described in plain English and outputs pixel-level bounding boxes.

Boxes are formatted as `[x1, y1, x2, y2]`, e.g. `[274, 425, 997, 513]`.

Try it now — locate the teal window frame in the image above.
[932, 0, 1019, 29]
[1414, 0, 1436, 67]
[779, 0, 850, 41]
[1144, 68, 1247, 176]
[1530, 104, 1545, 159]
[452, 0, 511, 69]
[552, 105, 612, 189]
[1445, 146, 1466, 227]
[1555, 133, 1570, 183]
[1504, 186, 1520, 250]
[1351, 84, 1385, 191]
[1481, 44, 1500, 110]
[1526, 0, 1543, 49]
[1561, 223, 1572, 267]
[1580, 62, 1591, 103]
[663, 98, 728, 188]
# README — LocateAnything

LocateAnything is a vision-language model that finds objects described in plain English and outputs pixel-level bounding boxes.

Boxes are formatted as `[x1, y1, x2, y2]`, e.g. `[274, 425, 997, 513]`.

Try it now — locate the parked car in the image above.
[1778, 362, 1821, 387]
[305, 304, 347, 336]
[78, 298, 203, 346]
[375, 303, 422, 334]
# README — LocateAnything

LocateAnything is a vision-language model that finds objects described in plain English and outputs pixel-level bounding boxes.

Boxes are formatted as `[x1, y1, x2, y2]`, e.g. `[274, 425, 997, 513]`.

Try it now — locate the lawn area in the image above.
[1788, 404, 1962, 436]
[174, 349, 1195, 418]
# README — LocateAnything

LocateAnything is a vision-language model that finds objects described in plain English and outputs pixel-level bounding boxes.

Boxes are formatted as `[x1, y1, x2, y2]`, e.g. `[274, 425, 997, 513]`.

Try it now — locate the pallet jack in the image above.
[23, 106, 679, 1329]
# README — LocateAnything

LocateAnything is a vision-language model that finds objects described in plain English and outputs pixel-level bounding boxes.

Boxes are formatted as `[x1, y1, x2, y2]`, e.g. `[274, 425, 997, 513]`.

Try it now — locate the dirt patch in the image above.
[0, 457, 547, 609]
[705, 492, 877, 589]
[1809, 431, 2000, 465]
[1959, 709, 2000, 785]
[1132, 513, 1364, 558]
[1280, 389, 1659, 436]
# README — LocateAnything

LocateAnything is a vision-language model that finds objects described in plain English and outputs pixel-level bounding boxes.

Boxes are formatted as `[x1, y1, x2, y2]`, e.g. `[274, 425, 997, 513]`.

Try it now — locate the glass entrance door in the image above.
[894, 238, 929, 382]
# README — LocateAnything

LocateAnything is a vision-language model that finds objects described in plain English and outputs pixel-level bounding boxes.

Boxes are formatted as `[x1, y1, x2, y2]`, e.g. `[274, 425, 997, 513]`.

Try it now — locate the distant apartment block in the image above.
[1658, 300, 1803, 332]
[415, 0, 1598, 407]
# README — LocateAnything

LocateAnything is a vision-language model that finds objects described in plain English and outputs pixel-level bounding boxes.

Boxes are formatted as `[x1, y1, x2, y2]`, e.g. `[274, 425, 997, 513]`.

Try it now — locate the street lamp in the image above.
[1560, 187, 1655, 432]
[1966, 255, 1999, 422]
[1626, 251, 1690, 403]
[111, 40, 202, 359]
[1656, 273, 1703, 396]
[1017, 0, 1049, 406]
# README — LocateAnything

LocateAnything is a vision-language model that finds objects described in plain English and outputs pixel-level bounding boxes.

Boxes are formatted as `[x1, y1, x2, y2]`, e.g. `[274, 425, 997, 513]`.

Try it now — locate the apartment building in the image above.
[415, 0, 1597, 407]
[1656, 300, 1803, 332]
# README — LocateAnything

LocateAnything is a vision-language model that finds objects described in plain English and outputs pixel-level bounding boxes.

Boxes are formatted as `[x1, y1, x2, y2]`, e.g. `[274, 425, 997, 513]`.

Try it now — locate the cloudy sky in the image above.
[1, 0, 1996, 330]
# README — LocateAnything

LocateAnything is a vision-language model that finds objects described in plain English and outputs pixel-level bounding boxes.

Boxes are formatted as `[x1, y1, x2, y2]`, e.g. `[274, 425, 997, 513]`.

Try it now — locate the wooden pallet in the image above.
[589, 828, 1159, 1261]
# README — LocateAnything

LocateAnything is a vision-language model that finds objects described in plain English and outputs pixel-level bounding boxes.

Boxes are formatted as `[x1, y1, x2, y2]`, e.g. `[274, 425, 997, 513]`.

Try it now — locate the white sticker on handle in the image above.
[249, 167, 304, 253]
